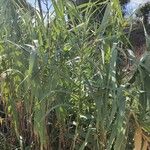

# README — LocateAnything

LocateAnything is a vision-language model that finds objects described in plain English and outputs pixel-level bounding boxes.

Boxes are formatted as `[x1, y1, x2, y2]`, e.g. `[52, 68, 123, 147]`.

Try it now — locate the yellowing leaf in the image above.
[0, 117, 4, 125]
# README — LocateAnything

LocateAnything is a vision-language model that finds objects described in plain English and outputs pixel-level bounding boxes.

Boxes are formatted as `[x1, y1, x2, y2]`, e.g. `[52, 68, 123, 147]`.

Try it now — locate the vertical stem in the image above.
[37, 0, 44, 20]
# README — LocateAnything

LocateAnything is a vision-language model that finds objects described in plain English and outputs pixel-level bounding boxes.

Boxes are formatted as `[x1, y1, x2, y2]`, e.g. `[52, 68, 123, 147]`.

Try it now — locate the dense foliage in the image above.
[0, 0, 150, 149]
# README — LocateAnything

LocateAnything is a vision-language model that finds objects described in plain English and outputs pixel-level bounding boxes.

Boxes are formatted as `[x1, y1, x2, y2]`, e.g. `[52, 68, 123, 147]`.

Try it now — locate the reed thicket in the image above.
[0, 0, 149, 149]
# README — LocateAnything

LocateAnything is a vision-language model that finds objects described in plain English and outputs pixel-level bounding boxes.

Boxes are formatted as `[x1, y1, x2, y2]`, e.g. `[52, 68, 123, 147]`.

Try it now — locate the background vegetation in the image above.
[0, 0, 150, 149]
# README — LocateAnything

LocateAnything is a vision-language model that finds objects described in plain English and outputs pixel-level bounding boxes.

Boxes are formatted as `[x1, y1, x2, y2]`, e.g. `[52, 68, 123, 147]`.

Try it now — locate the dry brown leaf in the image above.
[142, 140, 148, 150]
[134, 127, 143, 150]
